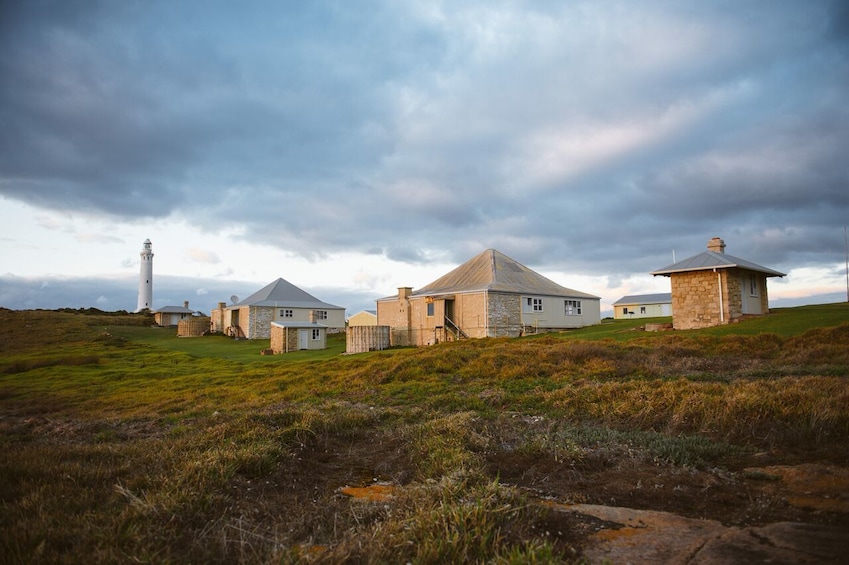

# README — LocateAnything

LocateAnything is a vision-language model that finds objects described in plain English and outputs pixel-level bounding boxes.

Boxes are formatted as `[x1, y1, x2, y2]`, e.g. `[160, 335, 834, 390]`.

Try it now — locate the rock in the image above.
[552, 503, 848, 564]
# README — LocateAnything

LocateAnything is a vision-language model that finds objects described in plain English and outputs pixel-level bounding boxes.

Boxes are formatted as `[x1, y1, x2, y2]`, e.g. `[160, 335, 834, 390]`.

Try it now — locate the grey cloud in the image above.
[1, 0, 848, 285]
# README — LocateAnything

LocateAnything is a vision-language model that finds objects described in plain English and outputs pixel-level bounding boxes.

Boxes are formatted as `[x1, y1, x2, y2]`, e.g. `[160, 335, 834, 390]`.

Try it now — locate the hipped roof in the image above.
[651, 251, 785, 277]
[612, 293, 672, 306]
[230, 278, 343, 310]
[408, 249, 599, 299]
[153, 305, 198, 314]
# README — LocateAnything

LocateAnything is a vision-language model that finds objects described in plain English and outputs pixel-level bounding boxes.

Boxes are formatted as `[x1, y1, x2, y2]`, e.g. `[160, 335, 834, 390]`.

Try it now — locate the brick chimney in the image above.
[309, 310, 315, 323]
[398, 287, 412, 300]
[707, 237, 726, 254]
[184, 300, 190, 309]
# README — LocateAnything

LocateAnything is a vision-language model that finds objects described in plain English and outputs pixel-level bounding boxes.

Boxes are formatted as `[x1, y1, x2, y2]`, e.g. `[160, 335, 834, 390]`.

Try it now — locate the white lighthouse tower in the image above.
[136, 239, 154, 312]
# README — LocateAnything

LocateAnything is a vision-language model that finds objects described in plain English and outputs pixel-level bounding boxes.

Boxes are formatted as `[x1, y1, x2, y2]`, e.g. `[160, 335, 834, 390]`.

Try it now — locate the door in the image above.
[298, 329, 309, 349]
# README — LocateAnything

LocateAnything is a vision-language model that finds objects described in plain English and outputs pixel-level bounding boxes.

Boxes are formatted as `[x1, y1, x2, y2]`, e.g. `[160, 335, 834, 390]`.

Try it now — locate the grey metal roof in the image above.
[153, 305, 197, 314]
[651, 251, 785, 277]
[612, 293, 672, 306]
[230, 278, 343, 309]
[411, 249, 600, 299]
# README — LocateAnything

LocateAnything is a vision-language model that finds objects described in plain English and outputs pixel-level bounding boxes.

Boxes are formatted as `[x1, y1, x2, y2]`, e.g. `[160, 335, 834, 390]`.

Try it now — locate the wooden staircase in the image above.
[444, 316, 469, 340]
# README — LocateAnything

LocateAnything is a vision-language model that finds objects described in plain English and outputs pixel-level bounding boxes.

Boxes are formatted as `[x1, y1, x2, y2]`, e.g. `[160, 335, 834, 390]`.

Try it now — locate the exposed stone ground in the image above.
[259, 431, 849, 563]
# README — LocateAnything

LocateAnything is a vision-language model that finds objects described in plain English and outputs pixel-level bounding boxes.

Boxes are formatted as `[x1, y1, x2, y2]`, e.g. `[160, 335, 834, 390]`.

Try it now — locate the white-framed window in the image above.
[565, 300, 582, 315]
[640, 306, 646, 314]
[315, 310, 328, 320]
[280, 309, 293, 318]
[748, 274, 758, 297]
[311, 328, 321, 340]
[523, 297, 544, 313]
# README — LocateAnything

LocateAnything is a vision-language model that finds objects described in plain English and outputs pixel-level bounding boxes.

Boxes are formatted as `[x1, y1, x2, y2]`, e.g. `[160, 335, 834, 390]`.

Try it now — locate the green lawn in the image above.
[108, 325, 348, 364]
[539, 301, 849, 341]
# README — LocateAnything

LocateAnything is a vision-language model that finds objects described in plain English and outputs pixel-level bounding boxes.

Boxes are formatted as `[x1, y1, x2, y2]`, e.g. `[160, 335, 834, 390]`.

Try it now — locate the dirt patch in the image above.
[221, 427, 849, 562]
[485, 450, 849, 529]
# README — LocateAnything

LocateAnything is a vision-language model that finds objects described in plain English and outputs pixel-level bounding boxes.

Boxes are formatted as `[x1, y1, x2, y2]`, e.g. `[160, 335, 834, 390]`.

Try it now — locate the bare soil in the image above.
[224, 426, 849, 561]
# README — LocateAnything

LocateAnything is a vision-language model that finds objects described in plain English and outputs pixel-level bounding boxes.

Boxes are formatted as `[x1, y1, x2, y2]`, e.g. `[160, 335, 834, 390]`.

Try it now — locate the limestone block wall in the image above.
[670, 268, 773, 330]
[270, 325, 300, 354]
[670, 270, 729, 330]
[726, 270, 744, 319]
[377, 298, 413, 346]
[246, 307, 275, 339]
[487, 293, 523, 337]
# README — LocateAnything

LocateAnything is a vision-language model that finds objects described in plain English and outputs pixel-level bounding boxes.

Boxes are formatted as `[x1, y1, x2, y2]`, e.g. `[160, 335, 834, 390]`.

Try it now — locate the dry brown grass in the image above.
[1, 309, 847, 563]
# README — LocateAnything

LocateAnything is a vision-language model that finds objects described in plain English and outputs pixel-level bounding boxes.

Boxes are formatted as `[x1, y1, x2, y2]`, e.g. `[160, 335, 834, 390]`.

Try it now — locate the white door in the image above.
[298, 329, 309, 349]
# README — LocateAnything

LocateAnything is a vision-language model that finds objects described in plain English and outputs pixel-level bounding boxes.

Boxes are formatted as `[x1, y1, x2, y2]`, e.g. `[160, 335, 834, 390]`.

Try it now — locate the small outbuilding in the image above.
[153, 301, 201, 327]
[347, 309, 378, 326]
[612, 293, 672, 319]
[270, 321, 328, 353]
[651, 237, 785, 330]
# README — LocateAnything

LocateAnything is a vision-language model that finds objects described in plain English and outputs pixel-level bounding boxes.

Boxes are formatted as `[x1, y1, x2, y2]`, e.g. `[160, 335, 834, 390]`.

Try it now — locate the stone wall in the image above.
[487, 293, 523, 337]
[377, 295, 412, 346]
[246, 307, 274, 339]
[270, 325, 300, 354]
[670, 268, 773, 330]
[670, 270, 727, 330]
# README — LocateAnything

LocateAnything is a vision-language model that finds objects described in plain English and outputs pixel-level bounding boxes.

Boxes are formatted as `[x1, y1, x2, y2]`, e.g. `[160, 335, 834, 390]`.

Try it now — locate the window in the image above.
[280, 309, 293, 318]
[748, 274, 758, 297]
[426, 302, 434, 316]
[315, 310, 328, 320]
[640, 306, 646, 314]
[523, 297, 544, 313]
[311, 328, 321, 340]
[565, 300, 582, 315]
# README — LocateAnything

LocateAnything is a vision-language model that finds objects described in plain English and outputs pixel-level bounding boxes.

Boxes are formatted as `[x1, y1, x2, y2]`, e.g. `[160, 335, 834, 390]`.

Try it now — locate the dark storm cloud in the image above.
[1, 0, 848, 280]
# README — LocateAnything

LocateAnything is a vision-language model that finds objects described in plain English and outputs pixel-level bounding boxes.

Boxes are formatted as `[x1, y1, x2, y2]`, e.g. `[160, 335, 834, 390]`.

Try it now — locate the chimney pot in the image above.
[707, 237, 726, 254]
[184, 300, 190, 309]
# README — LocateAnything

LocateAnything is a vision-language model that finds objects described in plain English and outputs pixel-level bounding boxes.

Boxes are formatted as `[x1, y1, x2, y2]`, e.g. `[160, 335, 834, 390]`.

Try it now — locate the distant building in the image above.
[211, 278, 345, 339]
[377, 249, 601, 346]
[612, 293, 672, 319]
[136, 239, 153, 312]
[651, 237, 785, 330]
[153, 301, 201, 327]
[348, 310, 377, 326]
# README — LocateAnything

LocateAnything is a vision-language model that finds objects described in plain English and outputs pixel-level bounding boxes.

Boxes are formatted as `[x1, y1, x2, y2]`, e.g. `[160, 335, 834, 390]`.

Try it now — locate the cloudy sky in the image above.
[2, 0, 848, 317]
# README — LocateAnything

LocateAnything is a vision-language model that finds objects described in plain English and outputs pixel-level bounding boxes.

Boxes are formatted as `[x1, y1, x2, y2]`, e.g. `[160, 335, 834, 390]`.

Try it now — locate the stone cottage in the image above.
[651, 237, 785, 330]
[377, 249, 601, 346]
[211, 278, 345, 339]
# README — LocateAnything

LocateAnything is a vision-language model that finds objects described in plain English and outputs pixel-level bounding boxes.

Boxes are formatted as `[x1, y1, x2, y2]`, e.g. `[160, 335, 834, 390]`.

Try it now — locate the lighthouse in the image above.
[136, 239, 154, 312]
